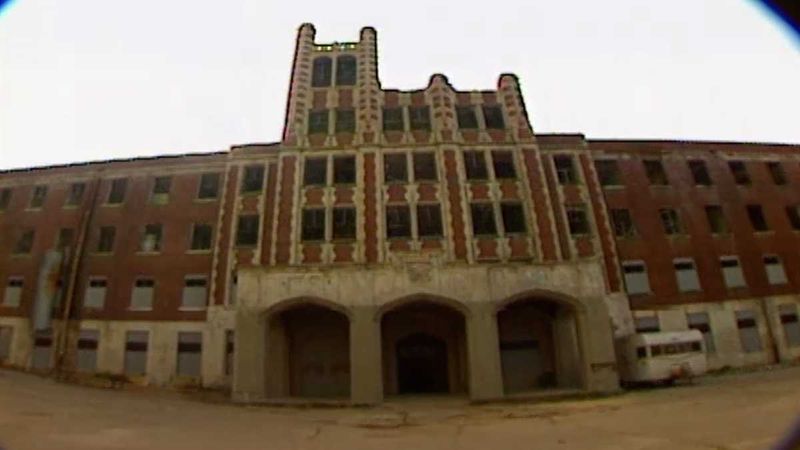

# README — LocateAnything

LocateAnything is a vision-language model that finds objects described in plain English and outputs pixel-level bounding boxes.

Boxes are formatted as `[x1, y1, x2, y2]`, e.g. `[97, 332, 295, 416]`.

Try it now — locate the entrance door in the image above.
[500, 340, 543, 393]
[396, 333, 448, 394]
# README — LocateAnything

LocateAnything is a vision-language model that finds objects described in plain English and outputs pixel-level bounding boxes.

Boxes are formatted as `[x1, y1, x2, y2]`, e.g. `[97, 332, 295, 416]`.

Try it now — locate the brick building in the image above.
[0, 25, 798, 404]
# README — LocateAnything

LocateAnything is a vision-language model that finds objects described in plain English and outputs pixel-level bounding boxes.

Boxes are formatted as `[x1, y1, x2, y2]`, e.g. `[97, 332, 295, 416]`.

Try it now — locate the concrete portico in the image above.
[232, 259, 621, 404]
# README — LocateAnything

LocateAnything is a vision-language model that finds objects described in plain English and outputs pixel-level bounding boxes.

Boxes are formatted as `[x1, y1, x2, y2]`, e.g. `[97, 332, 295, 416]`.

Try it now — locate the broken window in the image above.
[764, 255, 788, 285]
[500, 203, 526, 234]
[311, 56, 332, 87]
[786, 206, 800, 231]
[729, 161, 750, 185]
[470, 203, 497, 236]
[198, 173, 220, 199]
[83, 278, 107, 309]
[307, 110, 329, 134]
[76, 329, 99, 372]
[0, 326, 12, 362]
[385, 205, 411, 238]
[124, 330, 148, 376]
[97, 226, 115, 253]
[492, 151, 516, 179]
[224, 329, 235, 376]
[335, 109, 356, 133]
[687, 312, 715, 353]
[554, 155, 578, 184]
[456, 106, 478, 129]
[241, 165, 265, 193]
[190, 224, 213, 251]
[413, 152, 437, 181]
[335, 55, 357, 86]
[13, 229, 34, 254]
[131, 278, 155, 310]
[107, 178, 127, 204]
[301, 208, 326, 241]
[705, 205, 728, 234]
[384, 153, 408, 183]
[0, 188, 11, 211]
[181, 277, 207, 309]
[140, 224, 163, 252]
[304, 157, 327, 186]
[29, 185, 47, 209]
[65, 183, 85, 206]
[236, 215, 260, 247]
[674, 258, 701, 292]
[622, 261, 650, 295]
[659, 208, 682, 235]
[779, 304, 800, 348]
[566, 205, 590, 235]
[688, 160, 712, 186]
[746, 204, 769, 231]
[417, 204, 443, 237]
[482, 105, 505, 129]
[464, 151, 488, 180]
[643, 160, 668, 185]
[720, 256, 746, 289]
[2, 278, 23, 307]
[176, 332, 202, 378]
[767, 161, 787, 185]
[635, 315, 660, 333]
[594, 160, 622, 186]
[735, 310, 762, 353]
[332, 207, 356, 240]
[409, 106, 431, 131]
[382, 107, 404, 131]
[333, 156, 356, 185]
[611, 208, 636, 238]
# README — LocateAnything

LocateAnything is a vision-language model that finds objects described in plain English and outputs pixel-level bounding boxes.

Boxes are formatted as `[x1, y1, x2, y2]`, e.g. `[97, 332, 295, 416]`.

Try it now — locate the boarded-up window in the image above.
[635, 315, 660, 333]
[382, 107, 404, 131]
[384, 153, 408, 183]
[0, 326, 12, 362]
[333, 156, 356, 184]
[176, 332, 202, 378]
[334, 109, 356, 133]
[464, 151, 488, 180]
[554, 155, 577, 184]
[124, 330, 148, 375]
[500, 203, 526, 234]
[611, 208, 636, 237]
[779, 304, 800, 348]
[470, 203, 497, 236]
[197, 173, 220, 199]
[409, 106, 431, 131]
[622, 261, 650, 295]
[30, 185, 48, 208]
[108, 178, 128, 204]
[674, 258, 701, 292]
[720, 256, 746, 289]
[181, 277, 207, 309]
[301, 208, 326, 241]
[83, 278, 107, 309]
[3, 277, 23, 307]
[688, 160, 712, 186]
[332, 207, 356, 240]
[241, 165, 265, 193]
[65, 182, 85, 206]
[456, 106, 478, 129]
[687, 312, 715, 353]
[225, 329, 235, 376]
[76, 329, 99, 372]
[735, 310, 762, 353]
[482, 105, 505, 129]
[764, 255, 788, 285]
[413, 152, 437, 181]
[32, 332, 52, 370]
[728, 161, 750, 185]
[236, 215, 260, 247]
[386, 205, 411, 238]
[492, 151, 516, 179]
[595, 160, 621, 186]
[767, 161, 787, 185]
[304, 157, 327, 186]
[131, 278, 154, 310]
[417, 204, 443, 237]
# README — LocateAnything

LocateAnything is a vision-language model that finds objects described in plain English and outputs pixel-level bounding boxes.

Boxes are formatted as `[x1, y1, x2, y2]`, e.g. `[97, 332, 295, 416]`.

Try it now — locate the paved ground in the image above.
[1, 366, 799, 450]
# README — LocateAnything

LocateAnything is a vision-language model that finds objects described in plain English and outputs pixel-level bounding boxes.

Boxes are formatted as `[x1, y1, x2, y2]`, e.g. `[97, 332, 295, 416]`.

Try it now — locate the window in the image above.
[386, 205, 411, 238]
[198, 173, 220, 199]
[566, 205, 590, 235]
[2, 278, 23, 307]
[492, 151, 516, 179]
[384, 153, 408, 183]
[124, 330, 149, 375]
[65, 183, 85, 206]
[720, 256, 746, 289]
[301, 208, 326, 241]
[131, 278, 154, 310]
[229, 273, 238, 306]
[241, 165, 265, 193]
[190, 224, 213, 251]
[30, 185, 47, 208]
[635, 315, 660, 333]
[108, 178, 127, 204]
[32, 332, 52, 370]
[311, 56, 332, 87]
[787, 206, 800, 231]
[382, 107, 404, 131]
[659, 208, 682, 235]
[0, 326, 12, 363]
[764, 255, 788, 285]
[688, 160, 712, 186]
[417, 204, 443, 237]
[409, 106, 431, 131]
[335, 55, 357, 86]
[594, 160, 621, 186]
[225, 330, 235, 376]
[413, 153, 437, 181]
[176, 332, 202, 377]
[304, 157, 327, 186]
[456, 106, 478, 129]
[308, 110, 329, 134]
[332, 207, 356, 240]
[554, 155, 577, 184]
[236, 215, 260, 247]
[736, 310, 762, 353]
[140, 224, 162, 252]
[687, 312, 715, 353]
[729, 161, 750, 185]
[56, 228, 74, 250]
[643, 160, 668, 185]
[779, 304, 800, 347]
[97, 226, 115, 253]
[705, 205, 728, 234]
[746, 204, 768, 231]
[482, 105, 505, 129]
[611, 209, 636, 238]
[674, 258, 701, 292]
[181, 277, 207, 309]
[333, 156, 355, 185]
[470, 203, 497, 236]
[76, 329, 99, 372]
[335, 109, 355, 133]
[0, 188, 11, 211]
[13, 229, 34, 254]
[767, 162, 787, 185]
[500, 203, 526, 234]
[83, 278, 107, 309]
[636, 346, 647, 359]
[622, 261, 650, 295]
[464, 151, 488, 180]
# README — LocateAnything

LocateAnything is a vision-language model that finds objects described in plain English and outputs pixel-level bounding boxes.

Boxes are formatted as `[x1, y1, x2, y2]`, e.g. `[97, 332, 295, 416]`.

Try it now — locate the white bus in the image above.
[617, 330, 708, 386]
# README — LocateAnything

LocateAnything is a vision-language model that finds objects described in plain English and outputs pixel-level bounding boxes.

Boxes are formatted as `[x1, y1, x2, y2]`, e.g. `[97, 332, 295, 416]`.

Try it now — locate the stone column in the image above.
[232, 308, 266, 402]
[349, 306, 383, 405]
[465, 303, 503, 401]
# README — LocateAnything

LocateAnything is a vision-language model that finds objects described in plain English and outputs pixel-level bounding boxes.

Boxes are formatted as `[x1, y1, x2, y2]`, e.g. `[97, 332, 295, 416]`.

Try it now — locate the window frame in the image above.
[197, 173, 221, 200]
[301, 208, 327, 242]
[235, 214, 260, 247]
[482, 105, 505, 129]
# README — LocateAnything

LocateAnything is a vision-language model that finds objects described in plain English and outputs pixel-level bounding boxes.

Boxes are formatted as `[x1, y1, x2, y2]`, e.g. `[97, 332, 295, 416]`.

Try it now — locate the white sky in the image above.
[0, 0, 798, 170]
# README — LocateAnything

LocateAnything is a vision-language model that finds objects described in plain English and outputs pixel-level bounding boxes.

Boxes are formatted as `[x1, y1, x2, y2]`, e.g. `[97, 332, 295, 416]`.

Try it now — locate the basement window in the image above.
[674, 258, 701, 292]
[492, 151, 516, 179]
[735, 310, 762, 353]
[470, 203, 497, 236]
[728, 161, 750, 185]
[384, 153, 408, 183]
[779, 304, 800, 348]
[76, 329, 99, 372]
[382, 107, 404, 131]
[176, 332, 202, 378]
[301, 208, 326, 241]
[417, 204, 443, 237]
[643, 159, 669, 186]
[688, 160, 712, 186]
[456, 106, 478, 129]
[413, 152, 437, 181]
[746, 204, 769, 231]
[386, 205, 411, 238]
[83, 278, 107, 309]
[611, 208, 636, 238]
[181, 277, 207, 310]
[241, 165, 265, 193]
[332, 207, 356, 240]
[124, 330, 149, 376]
[482, 105, 505, 129]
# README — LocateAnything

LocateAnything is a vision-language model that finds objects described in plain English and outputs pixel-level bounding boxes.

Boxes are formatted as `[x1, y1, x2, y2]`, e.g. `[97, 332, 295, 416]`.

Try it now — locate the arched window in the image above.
[335, 55, 357, 86]
[311, 57, 332, 87]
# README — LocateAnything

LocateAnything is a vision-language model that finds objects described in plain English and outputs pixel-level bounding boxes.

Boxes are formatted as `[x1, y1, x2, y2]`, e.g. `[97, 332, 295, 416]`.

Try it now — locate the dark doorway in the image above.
[396, 333, 448, 394]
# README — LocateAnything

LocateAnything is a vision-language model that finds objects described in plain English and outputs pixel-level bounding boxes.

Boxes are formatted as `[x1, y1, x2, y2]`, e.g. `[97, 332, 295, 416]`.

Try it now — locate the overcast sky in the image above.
[0, 0, 798, 170]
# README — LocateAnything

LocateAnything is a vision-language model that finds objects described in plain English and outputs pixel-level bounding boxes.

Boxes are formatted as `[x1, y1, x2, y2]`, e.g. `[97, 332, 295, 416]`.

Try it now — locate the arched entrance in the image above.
[380, 300, 467, 396]
[266, 302, 350, 398]
[497, 297, 583, 393]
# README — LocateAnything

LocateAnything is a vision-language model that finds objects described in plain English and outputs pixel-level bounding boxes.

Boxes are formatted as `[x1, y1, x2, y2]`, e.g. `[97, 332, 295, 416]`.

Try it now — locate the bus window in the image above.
[636, 346, 647, 359]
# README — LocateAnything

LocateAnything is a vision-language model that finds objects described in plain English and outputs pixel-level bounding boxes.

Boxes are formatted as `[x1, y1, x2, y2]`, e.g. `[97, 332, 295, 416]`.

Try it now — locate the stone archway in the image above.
[380, 299, 468, 396]
[496, 296, 584, 393]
